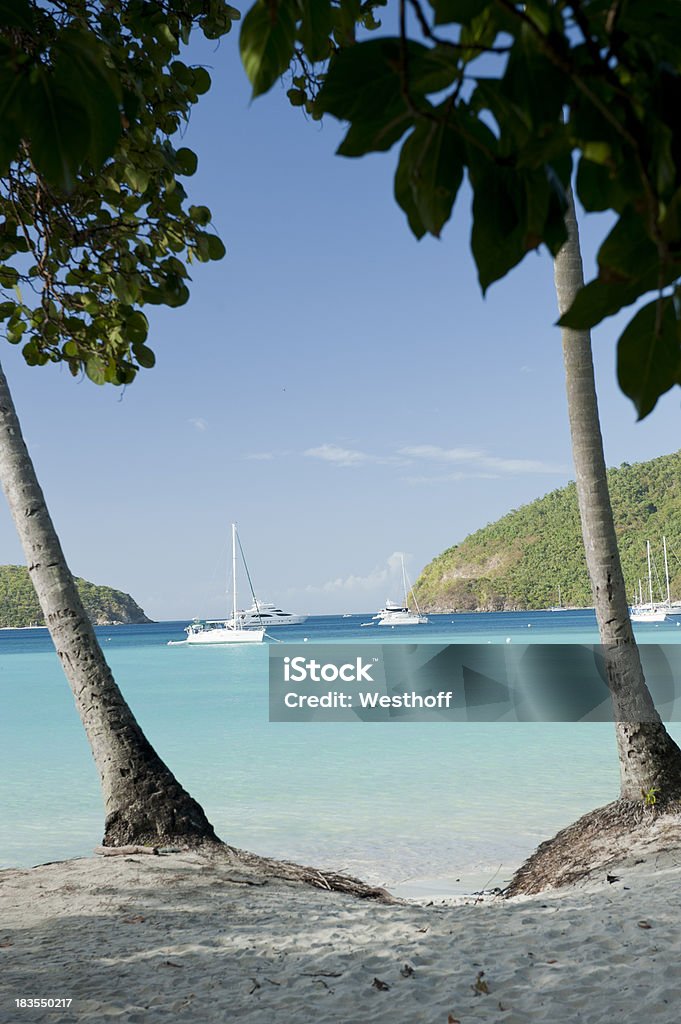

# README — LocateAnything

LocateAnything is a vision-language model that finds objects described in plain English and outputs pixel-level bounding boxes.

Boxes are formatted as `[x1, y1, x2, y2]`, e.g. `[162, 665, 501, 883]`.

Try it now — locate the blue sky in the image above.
[0, 29, 679, 620]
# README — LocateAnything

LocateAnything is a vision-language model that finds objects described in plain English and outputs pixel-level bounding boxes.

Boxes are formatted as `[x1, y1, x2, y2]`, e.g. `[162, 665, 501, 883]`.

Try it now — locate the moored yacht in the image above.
[226, 601, 307, 627]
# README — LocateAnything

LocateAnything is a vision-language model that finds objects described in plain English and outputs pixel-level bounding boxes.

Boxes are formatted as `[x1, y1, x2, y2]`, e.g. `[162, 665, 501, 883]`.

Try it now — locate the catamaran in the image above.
[181, 524, 265, 645]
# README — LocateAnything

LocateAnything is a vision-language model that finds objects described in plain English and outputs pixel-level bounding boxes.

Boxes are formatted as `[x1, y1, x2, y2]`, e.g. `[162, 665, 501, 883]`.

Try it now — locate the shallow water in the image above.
[2, 611, 680, 893]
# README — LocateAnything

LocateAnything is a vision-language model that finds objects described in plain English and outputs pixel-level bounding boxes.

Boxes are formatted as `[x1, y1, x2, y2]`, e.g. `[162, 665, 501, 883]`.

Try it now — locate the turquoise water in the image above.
[3, 611, 681, 895]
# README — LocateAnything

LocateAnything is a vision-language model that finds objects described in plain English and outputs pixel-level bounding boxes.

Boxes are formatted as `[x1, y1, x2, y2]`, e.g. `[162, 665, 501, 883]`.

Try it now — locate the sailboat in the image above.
[547, 585, 564, 612]
[630, 540, 668, 623]
[657, 536, 681, 618]
[374, 555, 429, 626]
[182, 524, 265, 645]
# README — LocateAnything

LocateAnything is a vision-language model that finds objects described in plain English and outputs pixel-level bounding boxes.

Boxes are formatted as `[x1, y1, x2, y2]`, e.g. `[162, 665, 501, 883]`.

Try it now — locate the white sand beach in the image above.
[1, 837, 681, 1024]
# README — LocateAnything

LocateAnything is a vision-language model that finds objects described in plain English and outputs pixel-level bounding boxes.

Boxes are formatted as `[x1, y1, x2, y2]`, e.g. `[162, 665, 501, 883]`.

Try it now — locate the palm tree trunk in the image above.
[0, 358, 220, 846]
[555, 190, 681, 802]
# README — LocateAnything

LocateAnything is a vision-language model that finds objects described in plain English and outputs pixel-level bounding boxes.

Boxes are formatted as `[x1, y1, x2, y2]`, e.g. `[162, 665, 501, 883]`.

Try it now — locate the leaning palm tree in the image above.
[0, 358, 220, 848]
[556, 191, 681, 798]
[508, 191, 681, 893]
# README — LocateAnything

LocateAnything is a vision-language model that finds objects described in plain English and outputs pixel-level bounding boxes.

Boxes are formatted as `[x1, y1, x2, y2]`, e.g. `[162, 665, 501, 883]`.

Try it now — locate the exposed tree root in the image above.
[211, 844, 399, 903]
[98, 837, 397, 903]
[505, 800, 681, 896]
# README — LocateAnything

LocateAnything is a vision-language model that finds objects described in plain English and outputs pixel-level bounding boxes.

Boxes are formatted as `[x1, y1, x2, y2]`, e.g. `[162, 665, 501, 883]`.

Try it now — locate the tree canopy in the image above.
[0, 0, 237, 385]
[239, 0, 681, 420]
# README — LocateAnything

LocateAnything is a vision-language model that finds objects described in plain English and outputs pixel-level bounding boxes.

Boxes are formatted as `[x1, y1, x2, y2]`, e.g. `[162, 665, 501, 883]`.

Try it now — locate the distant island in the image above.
[414, 449, 681, 613]
[0, 565, 152, 627]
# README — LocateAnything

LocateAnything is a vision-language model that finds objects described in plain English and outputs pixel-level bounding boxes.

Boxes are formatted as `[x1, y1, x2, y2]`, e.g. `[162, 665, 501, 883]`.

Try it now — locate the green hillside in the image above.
[0, 565, 152, 627]
[413, 450, 681, 612]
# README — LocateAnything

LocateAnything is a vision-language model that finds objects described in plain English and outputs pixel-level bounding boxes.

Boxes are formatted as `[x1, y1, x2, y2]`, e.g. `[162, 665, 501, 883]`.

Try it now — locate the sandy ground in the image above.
[1, 846, 681, 1024]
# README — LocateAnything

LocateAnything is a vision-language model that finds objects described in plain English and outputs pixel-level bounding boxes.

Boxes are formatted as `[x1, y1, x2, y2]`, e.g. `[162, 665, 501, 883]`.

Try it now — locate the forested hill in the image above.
[413, 450, 681, 612]
[0, 566, 152, 627]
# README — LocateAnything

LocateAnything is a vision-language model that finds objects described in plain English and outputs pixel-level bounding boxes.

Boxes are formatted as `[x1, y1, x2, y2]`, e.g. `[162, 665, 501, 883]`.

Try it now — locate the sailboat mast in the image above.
[664, 536, 671, 605]
[647, 540, 654, 606]
[232, 522, 238, 620]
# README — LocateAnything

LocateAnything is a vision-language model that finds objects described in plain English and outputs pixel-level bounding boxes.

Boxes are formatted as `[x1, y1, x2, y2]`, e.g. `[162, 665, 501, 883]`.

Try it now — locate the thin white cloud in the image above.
[404, 472, 500, 485]
[303, 442, 565, 475]
[304, 443, 384, 467]
[245, 452, 275, 461]
[189, 417, 208, 432]
[303, 552, 406, 594]
[399, 444, 566, 475]
[399, 445, 485, 463]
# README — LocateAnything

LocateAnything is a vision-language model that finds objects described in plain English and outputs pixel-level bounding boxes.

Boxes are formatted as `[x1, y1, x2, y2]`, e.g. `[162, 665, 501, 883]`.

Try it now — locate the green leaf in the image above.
[431, 0, 492, 26]
[25, 69, 88, 190]
[240, 1, 297, 98]
[0, 0, 34, 29]
[500, 24, 566, 136]
[53, 29, 122, 169]
[85, 355, 108, 385]
[189, 205, 211, 225]
[559, 278, 646, 331]
[597, 207, 657, 280]
[132, 343, 156, 368]
[174, 147, 198, 176]
[124, 165, 150, 193]
[469, 157, 541, 291]
[0, 61, 26, 173]
[320, 39, 457, 157]
[125, 311, 149, 345]
[617, 297, 681, 419]
[576, 158, 616, 212]
[299, 0, 333, 62]
[206, 234, 226, 260]
[394, 115, 464, 238]
[192, 67, 212, 94]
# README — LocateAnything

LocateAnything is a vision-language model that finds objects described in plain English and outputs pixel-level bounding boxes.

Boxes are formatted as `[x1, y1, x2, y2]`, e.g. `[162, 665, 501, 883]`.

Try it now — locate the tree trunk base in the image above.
[505, 800, 681, 896]
[102, 782, 221, 849]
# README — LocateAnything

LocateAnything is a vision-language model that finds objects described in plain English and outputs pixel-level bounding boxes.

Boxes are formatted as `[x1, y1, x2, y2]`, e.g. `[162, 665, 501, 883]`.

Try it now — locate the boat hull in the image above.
[377, 613, 428, 626]
[226, 614, 308, 627]
[186, 626, 265, 644]
[630, 607, 668, 623]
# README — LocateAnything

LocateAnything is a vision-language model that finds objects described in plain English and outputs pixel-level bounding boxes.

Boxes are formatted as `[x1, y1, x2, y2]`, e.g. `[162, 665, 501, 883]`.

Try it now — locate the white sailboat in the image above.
[374, 555, 428, 626]
[630, 540, 668, 623]
[659, 536, 681, 618]
[183, 524, 265, 645]
[547, 584, 564, 612]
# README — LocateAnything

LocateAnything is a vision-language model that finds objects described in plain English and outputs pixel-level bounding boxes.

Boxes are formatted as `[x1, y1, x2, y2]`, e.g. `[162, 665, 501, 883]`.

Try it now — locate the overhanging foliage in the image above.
[0, 0, 238, 384]
[240, 0, 681, 418]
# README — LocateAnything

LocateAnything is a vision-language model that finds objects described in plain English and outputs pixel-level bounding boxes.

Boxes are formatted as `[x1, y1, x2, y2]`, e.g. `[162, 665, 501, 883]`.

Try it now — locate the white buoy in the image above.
[506, 637, 512, 644]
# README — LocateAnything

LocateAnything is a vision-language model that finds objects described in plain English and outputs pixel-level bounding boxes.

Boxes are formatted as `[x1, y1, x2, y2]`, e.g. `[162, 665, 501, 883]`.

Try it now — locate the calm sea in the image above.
[3, 610, 681, 896]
